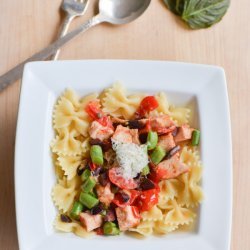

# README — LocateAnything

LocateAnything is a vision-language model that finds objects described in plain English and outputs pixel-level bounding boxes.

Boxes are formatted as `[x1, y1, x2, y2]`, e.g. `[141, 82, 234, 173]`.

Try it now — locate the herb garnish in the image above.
[164, 0, 230, 29]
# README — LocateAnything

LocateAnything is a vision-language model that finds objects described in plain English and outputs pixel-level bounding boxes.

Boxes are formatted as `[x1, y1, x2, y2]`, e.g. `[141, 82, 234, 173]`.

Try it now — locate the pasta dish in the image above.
[51, 83, 203, 237]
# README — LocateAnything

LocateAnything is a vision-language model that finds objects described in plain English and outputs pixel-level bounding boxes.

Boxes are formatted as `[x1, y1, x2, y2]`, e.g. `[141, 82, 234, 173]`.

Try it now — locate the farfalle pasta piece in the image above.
[129, 221, 154, 236]
[163, 199, 196, 226]
[155, 92, 170, 115]
[180, 146, 201, 167]
[177, 146, 203, 207]
[53, 153, 65, 179]
[51, 127, 83, 156]
[58, 176, 68, 188]
[64, 175, 82, 190]
[63, 89, 81, 108]
[81, 137, 90, 156]
[101, 83, 144, 119]
[158, 193, 170, 210]
[153, 221, 178, 234]
[54, 215, 93, 238]
[158, 192, 178, 210]
[149, 92, 177, 123]
[53, 90, 96, 136]
[158, 178, 183, 202]
[141, 205, 163, 222]
[79, 92, 99, 109]
[57, 155, 83, 180]
[177, 167, 203, 207]
[61, 175, 81, 189]
[169, 106, 191, 126]
[55, 163, 65, 180]
[52, 182, 77, 213]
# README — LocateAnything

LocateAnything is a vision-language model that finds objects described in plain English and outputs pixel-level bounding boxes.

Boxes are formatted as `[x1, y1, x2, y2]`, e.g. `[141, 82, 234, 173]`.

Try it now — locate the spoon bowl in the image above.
[99, 0, 151, 24]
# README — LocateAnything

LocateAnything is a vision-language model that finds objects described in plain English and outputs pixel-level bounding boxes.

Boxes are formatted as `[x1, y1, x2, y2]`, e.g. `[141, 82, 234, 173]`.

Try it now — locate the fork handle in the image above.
[51, 14, 74, 60]
[0, 15, 103, 92]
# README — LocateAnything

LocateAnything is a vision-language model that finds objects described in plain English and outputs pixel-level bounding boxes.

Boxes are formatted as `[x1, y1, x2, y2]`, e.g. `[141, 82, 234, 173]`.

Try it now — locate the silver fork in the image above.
[52, 0, 89, 60]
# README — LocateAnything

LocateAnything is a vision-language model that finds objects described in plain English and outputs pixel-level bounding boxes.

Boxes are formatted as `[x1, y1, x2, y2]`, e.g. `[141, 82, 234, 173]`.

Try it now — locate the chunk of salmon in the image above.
[156, 154, 190, 180]
[112, 125, 133, 143]
[112, 125, 140, 145]
[129, 129, 140, 144]
[149, 115, 176, 134]
[174, 124, 194, 143]
[158, 133, 176, 152]
[79, 212, 102, 232]
[96, 182, 114, 206]
[89, 120, 114, 141]
[115, 206, 141, 231]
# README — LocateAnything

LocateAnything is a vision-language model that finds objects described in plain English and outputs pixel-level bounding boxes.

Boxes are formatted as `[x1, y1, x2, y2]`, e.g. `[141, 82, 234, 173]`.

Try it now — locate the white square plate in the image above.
[15, 60, 232, 250]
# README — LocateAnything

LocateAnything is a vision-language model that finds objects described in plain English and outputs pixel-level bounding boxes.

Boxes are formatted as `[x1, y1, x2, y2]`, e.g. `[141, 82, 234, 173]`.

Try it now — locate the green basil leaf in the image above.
[182, 0, 230, 29]
[163, 0, 186, 15]
[164, 0, 230, 29]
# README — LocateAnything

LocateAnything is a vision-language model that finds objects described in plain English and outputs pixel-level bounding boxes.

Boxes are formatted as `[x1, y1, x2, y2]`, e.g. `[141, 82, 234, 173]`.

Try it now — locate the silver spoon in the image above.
[0, 0, 151, 92]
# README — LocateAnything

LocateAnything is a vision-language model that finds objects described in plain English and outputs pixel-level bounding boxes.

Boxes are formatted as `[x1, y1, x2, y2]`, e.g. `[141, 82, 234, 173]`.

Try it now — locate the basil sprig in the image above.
[164, 0, 230, 29]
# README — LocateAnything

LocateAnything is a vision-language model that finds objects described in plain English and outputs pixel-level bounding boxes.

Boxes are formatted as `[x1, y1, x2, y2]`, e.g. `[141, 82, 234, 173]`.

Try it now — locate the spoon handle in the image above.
[0, 15, 102, 92]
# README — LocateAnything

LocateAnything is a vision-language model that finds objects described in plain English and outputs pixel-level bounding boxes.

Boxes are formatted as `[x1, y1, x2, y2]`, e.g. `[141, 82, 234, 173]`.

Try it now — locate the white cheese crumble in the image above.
[112, 139, 149, 180]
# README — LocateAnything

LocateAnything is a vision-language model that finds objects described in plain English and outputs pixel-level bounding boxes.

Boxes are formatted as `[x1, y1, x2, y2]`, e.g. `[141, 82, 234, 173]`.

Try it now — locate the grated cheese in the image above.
[112, 139, 149, 180]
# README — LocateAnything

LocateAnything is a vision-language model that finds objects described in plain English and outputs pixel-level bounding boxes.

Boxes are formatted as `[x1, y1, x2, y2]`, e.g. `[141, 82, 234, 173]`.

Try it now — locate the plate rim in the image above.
[15, 59, 232, 250]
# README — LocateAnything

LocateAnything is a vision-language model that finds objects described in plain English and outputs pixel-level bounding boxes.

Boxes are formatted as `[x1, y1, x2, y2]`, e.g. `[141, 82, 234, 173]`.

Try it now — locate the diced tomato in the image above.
[139, 96, 159, 113]
[130, 190, 141, 204]
[86, 100, 113, 129]
[112, 190, 140, 208]
[89, 162, 97, 171]
[136, 189, 159, 212]
[95, 227, 104, 235]
[85, 100, 104, 120]
[149, 167, 168, 183]
[108, 168, 138, 190]
[136, 96, 159, 118]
